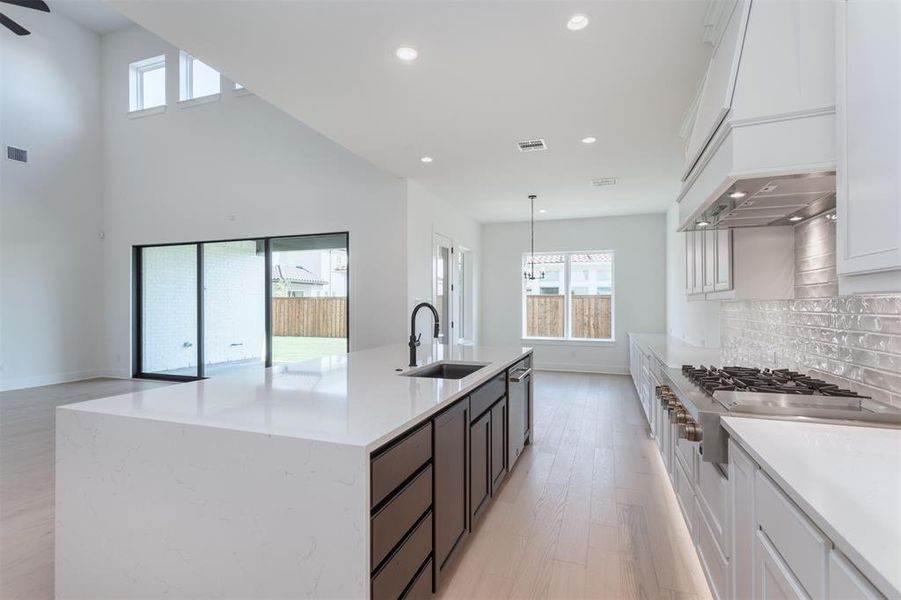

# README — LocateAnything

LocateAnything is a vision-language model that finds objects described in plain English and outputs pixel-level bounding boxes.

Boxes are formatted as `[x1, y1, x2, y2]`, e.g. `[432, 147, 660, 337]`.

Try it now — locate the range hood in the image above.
[676, 0, 837, 232]
[691, 172, 836, 230]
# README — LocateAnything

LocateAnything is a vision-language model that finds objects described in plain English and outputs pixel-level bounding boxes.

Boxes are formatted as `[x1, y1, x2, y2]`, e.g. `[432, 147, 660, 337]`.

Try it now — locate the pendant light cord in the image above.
[529, 194, 537, 279]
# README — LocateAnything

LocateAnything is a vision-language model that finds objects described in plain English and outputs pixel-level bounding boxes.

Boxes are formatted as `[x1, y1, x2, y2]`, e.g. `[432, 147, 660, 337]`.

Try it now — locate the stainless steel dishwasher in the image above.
[507, 362, 532, 469]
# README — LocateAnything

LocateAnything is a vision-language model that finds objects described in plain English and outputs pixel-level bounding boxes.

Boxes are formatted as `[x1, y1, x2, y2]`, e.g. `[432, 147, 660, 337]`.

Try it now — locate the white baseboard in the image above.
[0, 369, 107, 393]
[533, 363, 630, 375]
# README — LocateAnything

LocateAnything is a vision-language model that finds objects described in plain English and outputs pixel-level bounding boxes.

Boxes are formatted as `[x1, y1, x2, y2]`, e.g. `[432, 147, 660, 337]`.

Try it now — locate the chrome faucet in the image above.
[409, 302, 440, 367]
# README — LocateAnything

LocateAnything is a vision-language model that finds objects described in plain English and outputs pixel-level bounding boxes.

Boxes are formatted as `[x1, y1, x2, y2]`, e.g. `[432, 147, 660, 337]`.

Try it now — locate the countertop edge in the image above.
[363, 348, 532, 453]
[722, 417, 901, 600]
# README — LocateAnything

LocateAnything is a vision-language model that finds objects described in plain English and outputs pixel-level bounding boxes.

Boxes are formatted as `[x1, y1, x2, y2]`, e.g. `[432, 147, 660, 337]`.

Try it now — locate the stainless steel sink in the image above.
[401, 362, 488, 380]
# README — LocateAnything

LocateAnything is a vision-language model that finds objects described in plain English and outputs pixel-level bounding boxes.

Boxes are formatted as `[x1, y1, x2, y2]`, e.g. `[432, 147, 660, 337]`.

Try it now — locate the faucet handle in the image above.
[415, 333, 422, 346]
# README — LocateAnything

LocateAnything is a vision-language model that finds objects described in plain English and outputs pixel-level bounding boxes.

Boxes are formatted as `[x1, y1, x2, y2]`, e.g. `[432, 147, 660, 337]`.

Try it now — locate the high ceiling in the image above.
[50, 0, 131, 34]
[108, 1, 712, 222]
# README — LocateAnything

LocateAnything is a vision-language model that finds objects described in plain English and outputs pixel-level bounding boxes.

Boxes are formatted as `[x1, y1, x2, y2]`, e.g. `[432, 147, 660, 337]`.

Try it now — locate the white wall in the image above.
[665, 203, 721, 347]
[481, 214, 666, 373]
[0, 12, 104, 390]
[405, 180, 480, 347]
[99, 26, 408, 377]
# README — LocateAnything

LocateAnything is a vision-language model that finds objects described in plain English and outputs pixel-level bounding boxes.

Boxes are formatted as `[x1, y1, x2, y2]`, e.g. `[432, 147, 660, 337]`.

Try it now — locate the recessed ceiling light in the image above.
[538, 208, 548, 214]
[567, 14, 589, 31]
[581, 136, 597, 144]
[395, 46, 418, 62]
[696, 220, 710, 228]
[826, 213, 837, 221]
[789, 216, 803, 222]
[420, 156, 433, 163]
[729, 191, 747, 199]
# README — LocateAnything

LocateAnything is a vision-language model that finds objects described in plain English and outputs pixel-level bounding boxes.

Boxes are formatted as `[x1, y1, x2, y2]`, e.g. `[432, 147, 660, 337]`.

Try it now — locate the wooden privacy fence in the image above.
[272, 297, 347, 338]
[526, 295, 612, 339]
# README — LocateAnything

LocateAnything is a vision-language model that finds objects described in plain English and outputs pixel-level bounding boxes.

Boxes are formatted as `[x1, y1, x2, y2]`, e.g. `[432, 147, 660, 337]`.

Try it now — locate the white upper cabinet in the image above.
[836, 0, 901, 293]
[713, 229, 733, 292]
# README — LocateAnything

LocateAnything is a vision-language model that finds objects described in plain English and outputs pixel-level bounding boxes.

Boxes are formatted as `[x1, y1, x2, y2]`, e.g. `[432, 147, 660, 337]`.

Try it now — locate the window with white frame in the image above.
[522, 251, 614, 341]
[129, 55, 166, 112]
[179, 51, 220, 101]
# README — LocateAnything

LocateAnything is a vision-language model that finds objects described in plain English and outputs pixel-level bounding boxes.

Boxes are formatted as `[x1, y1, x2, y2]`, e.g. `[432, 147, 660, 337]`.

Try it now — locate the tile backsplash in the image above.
[722, 296, 901, 407]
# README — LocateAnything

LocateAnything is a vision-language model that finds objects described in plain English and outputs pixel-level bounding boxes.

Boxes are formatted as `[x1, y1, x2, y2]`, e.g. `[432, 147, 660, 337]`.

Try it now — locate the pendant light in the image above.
[524, 194, 545, 280]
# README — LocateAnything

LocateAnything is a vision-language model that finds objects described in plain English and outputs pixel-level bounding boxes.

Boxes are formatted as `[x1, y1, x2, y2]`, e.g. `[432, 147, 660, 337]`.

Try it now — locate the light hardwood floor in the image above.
[0, 378, 171, 600]
[0, 372, 710, 600]
[437, 371, 713, 600]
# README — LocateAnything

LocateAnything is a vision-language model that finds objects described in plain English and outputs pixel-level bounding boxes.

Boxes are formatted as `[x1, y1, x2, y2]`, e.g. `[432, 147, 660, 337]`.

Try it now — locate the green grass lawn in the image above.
[272, 336, 348, 363]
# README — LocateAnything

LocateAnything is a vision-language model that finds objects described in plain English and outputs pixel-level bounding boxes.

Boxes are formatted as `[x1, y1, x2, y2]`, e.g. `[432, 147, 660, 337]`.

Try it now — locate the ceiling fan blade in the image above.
[0, 12, 30, 35]
[0, 0, 50, 12]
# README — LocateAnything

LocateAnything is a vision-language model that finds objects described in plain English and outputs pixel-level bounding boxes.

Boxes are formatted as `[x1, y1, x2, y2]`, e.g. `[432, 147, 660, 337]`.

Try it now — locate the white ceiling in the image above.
[108, 1, 712, 222]
[50, 0, 132, 34]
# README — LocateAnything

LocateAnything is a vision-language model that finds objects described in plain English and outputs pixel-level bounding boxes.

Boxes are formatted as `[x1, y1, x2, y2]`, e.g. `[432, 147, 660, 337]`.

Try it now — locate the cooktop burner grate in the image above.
[680, 365, 869, 398]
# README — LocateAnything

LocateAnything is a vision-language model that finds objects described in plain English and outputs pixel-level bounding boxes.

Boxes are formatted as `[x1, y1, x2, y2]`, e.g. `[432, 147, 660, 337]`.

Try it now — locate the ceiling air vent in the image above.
[6, 146, 27, 163]
[591, 177, 618, 187]
[517, 139, 547, 152]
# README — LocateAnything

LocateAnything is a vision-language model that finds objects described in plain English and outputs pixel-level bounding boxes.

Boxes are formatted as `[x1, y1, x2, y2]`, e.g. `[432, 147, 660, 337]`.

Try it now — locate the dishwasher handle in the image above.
[509, 368, 532, 383]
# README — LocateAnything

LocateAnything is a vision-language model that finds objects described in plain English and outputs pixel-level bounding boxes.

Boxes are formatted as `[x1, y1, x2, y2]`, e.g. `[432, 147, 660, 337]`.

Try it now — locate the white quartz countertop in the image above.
[722, 417, 901, 598]
[61, 344, 531, 451]
[629, 333, 722, 369]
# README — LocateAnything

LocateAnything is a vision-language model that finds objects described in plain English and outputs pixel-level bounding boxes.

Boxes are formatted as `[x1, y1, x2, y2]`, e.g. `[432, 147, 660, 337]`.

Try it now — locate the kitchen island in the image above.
[55, 344, 532, 599]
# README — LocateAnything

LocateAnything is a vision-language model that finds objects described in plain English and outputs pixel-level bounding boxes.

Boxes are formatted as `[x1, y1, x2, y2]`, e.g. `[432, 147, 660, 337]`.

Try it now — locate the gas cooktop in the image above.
[681, 365, 869, 399]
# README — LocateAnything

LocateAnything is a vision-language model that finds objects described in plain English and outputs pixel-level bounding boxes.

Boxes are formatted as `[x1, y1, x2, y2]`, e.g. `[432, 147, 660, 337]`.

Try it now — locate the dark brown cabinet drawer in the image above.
[371, 465, 432, 569]
[402, 558, 433, 599]
[470, 373, 506, 421]
[371, 422, 432, 507]
[371, 512, 433, 600]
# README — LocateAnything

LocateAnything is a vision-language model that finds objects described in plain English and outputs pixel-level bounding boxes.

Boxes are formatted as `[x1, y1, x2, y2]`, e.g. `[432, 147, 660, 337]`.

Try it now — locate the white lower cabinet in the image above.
[728, 439, 758, 600]
[756, 529, 811, 600]
[697, 496, 730, 600]
[755, 470, 829, 599]
[828, 550, 883, 600]
[727, 439, 888, 600]
[697, 458, 730, 556]
[674, 457, 697, 542]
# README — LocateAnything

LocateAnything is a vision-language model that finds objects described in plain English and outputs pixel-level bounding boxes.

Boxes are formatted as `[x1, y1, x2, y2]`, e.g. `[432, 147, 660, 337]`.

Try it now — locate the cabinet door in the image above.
[828, 550, 881, 600]
[704, 228, 717, 292]
[755, 530, 809, 600]
[490, 399, 507, 493]
[685, 231, 695, 294]
[434, 399, 468, 576]
[693, 230, 706, 295]
[729, 439, 758, 600]
[714, 228, 734, 291]
[837, 0, 901, 280]
[469, 411, 491, 523]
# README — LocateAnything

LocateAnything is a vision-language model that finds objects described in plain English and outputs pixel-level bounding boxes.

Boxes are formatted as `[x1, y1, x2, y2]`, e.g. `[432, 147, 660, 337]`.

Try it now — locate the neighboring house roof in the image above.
[272, 265, 328, 286]
[526, 253, 612, 265]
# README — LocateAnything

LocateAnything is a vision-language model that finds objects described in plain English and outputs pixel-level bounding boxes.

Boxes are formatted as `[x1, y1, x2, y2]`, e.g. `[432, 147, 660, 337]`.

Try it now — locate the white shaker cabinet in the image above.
[836, 0, 901, 293]
[729, 439, 758, 600]
[828, 550, 883, 600]
[684, 228, 734, 299]
[713, 228, 733, 291]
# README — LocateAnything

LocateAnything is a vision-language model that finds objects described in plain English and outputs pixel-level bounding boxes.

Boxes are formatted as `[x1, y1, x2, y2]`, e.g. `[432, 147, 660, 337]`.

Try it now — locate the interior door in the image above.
[433, 233, 454, 345]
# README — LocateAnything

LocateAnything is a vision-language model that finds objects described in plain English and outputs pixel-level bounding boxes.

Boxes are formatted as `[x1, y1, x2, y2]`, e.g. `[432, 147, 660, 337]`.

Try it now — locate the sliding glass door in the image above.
[134, 232, 349, 380]
[202, 240, 266, 375]
[137, 245, 199, 378]
[270, 233, 349, 364]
